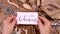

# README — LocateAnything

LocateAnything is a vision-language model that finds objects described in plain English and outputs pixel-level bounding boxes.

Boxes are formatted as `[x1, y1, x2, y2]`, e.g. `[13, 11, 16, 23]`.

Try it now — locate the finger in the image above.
[5, 16, 16, 23]
[39, 16, 51, 25]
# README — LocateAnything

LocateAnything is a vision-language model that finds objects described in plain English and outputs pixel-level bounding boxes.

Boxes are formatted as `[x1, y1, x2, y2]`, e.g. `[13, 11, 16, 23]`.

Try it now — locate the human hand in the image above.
[38, 16, 51, 34]
[2, 16, 16, 34]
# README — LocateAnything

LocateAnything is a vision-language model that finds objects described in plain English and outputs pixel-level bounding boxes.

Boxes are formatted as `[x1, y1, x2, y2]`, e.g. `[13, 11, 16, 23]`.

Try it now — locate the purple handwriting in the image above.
[19, 15, 37, 22]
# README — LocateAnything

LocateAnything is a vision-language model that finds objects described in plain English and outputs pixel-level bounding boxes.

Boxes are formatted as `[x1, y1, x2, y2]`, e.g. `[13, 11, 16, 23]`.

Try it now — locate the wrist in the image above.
[2, 33, 10, 34]
[40, 31, 51, 34]
[2, 30, 11, 34]
[2, 32, 11, 34]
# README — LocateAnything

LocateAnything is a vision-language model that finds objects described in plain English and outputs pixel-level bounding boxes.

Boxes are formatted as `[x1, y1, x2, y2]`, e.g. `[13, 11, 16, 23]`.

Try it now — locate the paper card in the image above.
[16, 12, 38, 25]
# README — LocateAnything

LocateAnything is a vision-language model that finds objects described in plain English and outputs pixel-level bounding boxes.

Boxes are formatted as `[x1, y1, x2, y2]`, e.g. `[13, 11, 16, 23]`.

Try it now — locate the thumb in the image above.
[38, 19, 43, 28]
[11, 19, 16, 26]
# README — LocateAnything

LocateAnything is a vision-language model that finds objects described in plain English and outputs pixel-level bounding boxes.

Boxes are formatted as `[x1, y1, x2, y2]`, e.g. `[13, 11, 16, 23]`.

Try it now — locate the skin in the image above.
[2, 16, 16, 34]
[2, 16, 51, 34]
[38, 16, 51, 34]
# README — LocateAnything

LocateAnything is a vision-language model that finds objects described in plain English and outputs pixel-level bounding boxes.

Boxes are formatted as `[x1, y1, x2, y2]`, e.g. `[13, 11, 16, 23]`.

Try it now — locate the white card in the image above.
[16, 12, 38, 25]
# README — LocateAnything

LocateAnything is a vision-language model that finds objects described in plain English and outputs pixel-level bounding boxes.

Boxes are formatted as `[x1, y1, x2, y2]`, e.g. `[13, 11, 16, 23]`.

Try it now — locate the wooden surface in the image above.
[41, 0, 60, 19]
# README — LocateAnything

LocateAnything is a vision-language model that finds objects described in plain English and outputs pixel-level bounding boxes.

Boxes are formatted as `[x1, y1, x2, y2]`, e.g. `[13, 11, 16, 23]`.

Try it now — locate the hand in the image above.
[38, 16, 51, 34]
[2, 16, 16, 34]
